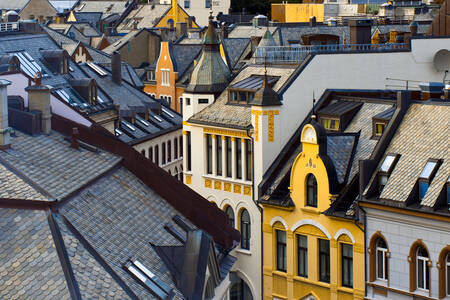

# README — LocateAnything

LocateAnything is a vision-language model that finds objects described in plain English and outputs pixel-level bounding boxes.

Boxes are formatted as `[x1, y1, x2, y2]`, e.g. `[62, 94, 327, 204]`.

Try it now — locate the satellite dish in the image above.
[433, 49, 450, 72]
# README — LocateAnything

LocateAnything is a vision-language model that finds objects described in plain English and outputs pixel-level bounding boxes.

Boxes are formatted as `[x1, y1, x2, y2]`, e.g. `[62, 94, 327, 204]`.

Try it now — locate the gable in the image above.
[19, 0, 57, 18]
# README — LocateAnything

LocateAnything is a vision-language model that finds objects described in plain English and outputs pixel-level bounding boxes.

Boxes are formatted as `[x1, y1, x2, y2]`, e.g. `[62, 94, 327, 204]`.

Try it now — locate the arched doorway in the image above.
[230, 272, 253, 300]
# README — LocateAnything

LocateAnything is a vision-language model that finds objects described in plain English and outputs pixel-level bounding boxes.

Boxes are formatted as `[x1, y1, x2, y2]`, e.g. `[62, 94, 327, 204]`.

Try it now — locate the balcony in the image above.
[254, 43, 408, 64]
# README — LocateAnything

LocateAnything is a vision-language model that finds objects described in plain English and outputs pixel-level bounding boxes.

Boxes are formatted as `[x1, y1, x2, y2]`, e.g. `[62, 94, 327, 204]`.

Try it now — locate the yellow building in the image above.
[272, 3, 325, 23]
[261, 120, 365, 300]
[154, 0, 199, 28]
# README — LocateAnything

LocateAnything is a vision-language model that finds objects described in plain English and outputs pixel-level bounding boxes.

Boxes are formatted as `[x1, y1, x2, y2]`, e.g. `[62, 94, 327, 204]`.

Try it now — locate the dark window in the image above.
[446, 253, 450, 296]
[149, 147, 153, 162]
[447, 176, 450, 209]
[206, 134, 212, 174]
[186, 132, 191, 171]
[226, 137, 232, 178]
[240, 209, 250, 250]
[245, 139, 252, 181]
[297, 235, 308, 277]
[419, 160, 440, 200]
[168, 140, 172, 163]
[375, 122, 385, 136]
[236, 138, 242, 179]
[198, 98, 209, 104]
[225, 206, 234, 228]
[179, 97, 183, 115]
[319, 239, 330, 283]
[174, 137, 178, 159]
[417, 246, 429, 290]
[321, 118, 340, 131]
[162, 143, 166, 164]
[205, 0, 211, 8]
[306, 174, 318, 207]
[216, 135, 222, 176]
[184, 0, 190, 8]
[342, 244, 353, 288]
[141, 149, 146, 157]
[276, 230, 287, 272]
[155, 145, 159, 165]
[179, 135, 183, 158]
[186, 98, 191, 105]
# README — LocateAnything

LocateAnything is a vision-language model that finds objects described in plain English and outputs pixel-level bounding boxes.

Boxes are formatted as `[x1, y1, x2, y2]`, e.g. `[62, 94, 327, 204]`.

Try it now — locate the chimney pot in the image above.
[112, 51, 122, 85]
[25, 80, 52, 135]
[0, 79, 12, 149]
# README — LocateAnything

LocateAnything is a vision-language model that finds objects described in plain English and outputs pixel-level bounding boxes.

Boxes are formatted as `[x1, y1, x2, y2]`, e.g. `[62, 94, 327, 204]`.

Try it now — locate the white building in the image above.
[183, 31, 450, 299]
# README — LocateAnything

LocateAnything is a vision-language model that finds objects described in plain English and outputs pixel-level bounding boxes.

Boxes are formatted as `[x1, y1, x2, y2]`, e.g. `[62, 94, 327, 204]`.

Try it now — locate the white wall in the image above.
[365, 207, 450, 299]
[178, 0, 230, 27]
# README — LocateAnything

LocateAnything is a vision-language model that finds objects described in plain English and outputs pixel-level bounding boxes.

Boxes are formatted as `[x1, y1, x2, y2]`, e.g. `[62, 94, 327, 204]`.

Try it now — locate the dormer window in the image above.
[228, 75, 278, 105]
[374, 122, 386, 136]
[306, 174, 318, 207]
[372, 107, 394, 139]
[147, 70, 155, 81]
[378, 154, 400, 193]
[446, 176, 450, 210]
[418, 160, 440, 200]
[317, 101, 362, 133]
[228, 89, 255, 103]
[321, 118, 340, 131]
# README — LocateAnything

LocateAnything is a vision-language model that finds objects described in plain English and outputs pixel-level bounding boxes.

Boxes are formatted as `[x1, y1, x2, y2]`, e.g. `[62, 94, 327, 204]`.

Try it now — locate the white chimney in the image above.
[0, 79, 11, 149]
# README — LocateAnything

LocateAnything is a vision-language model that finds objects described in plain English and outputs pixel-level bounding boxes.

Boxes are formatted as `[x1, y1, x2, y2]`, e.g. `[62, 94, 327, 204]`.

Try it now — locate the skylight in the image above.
[124, 260, 171, 299]
[77, 3, 85, 11]
[136, 116, 150, 126]
[55, 89, 71, 103]
[122, 121, 136, 131]
[419, 161, 437, 180]
[97, 96, 105, 103]
[161, 107, 174, 118]
[115, 128, 123, 136]
[153, 115, 163, 122]
[380, 154, 396, 173]
[86, 62, 107, 77]
[12, 52, 42, 78]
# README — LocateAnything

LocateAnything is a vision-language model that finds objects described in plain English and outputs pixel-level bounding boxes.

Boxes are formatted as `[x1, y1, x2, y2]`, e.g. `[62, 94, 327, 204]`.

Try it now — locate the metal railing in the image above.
[254, 43, 408, 64]
[0, 22, 19, 33]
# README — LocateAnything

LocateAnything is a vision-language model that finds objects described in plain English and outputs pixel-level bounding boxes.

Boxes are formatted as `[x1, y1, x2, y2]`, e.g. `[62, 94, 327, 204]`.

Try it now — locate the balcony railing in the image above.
[254, 43, 408, 64]
[0, 22, 19, 33]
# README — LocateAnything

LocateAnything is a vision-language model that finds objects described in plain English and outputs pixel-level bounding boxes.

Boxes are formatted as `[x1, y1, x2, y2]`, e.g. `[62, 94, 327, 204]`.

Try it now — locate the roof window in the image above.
[86, 62, 107, 77]
[115, 128, 123, 136]
[317, 101, 362, 132]
[228, 75, 278, 105]
[378, 154, 400, 194]
[11, 51, 43, 78]
[124, 260, 172, 299]
[418, 160, 440, 200]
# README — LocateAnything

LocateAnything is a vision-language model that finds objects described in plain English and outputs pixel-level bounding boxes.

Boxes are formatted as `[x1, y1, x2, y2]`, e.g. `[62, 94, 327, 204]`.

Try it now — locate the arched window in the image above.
[240, 209, 250, 250]
[446, 253, 450, 296]
[417, 246, 430, 291]
[376, 238, 388, 281]
[369, 232, 389, 283]
[438, 247, 450, 298]
[225, 206, 235, 228]
[306, 174, 318, 207]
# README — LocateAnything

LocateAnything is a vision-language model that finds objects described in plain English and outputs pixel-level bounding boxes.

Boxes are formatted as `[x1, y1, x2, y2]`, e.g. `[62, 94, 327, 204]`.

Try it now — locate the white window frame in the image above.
[376, 246, 388, 281]
[417, 253, 429, 291]
[161, 69, 170, 86]
[446, 253, 450, 296]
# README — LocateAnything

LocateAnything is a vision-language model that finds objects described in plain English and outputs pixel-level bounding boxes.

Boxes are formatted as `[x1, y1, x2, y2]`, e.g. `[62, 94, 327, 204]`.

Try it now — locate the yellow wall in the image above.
[154, 3, 199, 28]
[271, 3, 325, 23]
[262, 124, 365, 300]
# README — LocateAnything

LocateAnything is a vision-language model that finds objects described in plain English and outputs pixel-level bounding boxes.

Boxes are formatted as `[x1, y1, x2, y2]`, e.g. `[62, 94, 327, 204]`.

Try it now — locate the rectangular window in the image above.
[205, 0, 211, 8]
[376, 247, 387, 280]
[319, 239, 330, 283]
[236, 138, 242, 179]
[321, 118, 340, 131]
[186, 132, 191, 171]
[226, 137, 232, 178]
[245, 139, 252, 181]
[198, 98, 209, 104]
[162, 142, 166, 165]
[342, 244, 353, 288]
[186, 98, 191, 105]
[206, 134, 212, 174]
[149, 147, 153, 162]
[174, 138, 178, 160]
[276, 230, 287, 272]
[179, 135, 183, 158]
[167, 140, 171, 163]
[297, 235, 308, 277]
[375, 122, 385, 136]
[216, 136, 222, 176]
[155, 145, 159, 165]
[184, 0, 190, 8]
[417, 256, 429, 290]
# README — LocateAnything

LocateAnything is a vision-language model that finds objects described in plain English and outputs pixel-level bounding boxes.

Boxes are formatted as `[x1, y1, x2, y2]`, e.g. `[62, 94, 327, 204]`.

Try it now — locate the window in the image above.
[418, 160, 440, 200]
[179, 97, 183, 115]
[319, 239, 330, 283]
[155, 145, 159, 165]
[240, 209, 250, 250]
[228, 90, 255, 104]
[124, 260, 171, 299]
[276, 230, 287, 272]
[321, 118, 340, 131]
[225, 206, 234, 228]
[147, 70, 155, 81]
[446, 253, 450, 296]
[206, 134, 212, 174]
[342, 244, 353, 288]
[168, 96, 172, 107]
[186, 98, 191, 105]
[198, 98, 209, 104]
[141, 149, 146, 157]
[167, 140, 172, 162]
[378, 154, 400, 193]
[226, 137, 232, 178]
[245, 139, 252, 181]
[186, 132, 191, 171]
[306, 174, 318, 207]
[174, 137, 178, 159]
[162, 143, 166, 164]
[216, 135, 222, 176]
[417, 246, 430, 290]
[179, 135, 183, 158]
[376, 238, 388, 280]
[205, 0, 211, 8]
[375, 122, 386, 136]
[297, 235, 308, 277]
[236, 138, 242, 179]
[161, 69, 170, 86]
[184, 0, 190, 8]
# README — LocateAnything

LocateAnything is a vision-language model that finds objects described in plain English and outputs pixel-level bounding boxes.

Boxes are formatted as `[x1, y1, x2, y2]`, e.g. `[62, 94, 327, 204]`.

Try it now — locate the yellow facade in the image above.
[262, 124, 365, 300]
[271, 3, 325, 23]
[154, 0, 199, 28]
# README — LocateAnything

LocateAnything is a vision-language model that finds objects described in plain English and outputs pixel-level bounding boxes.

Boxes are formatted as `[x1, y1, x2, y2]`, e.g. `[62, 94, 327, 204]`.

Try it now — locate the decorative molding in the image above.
[204, 178, 212, 188]
[214, 180, 221, 190]
[291, 219, 332, 239]
[243, 186, 251, 196]
[233, 184, 241, 194]
[185, 174, 191, 184]
[224, 182, 231, 192]
[269, 216, 288, 230]
[203, 127, 247, 138]
[251, 110, 261, 142]
[334, 228, 356, 244]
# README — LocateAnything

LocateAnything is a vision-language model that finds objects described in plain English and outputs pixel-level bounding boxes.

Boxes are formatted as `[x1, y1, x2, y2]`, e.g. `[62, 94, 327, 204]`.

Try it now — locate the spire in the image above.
[202, 12, 220, 45]
[250, 71, 282, 107]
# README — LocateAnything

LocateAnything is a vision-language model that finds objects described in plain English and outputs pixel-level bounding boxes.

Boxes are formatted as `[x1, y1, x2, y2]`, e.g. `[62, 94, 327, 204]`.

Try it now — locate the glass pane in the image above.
[342, 244, 352, 257]
[418, 259, 424, 289]
[419, 182, 429, 199]
[377, 238, 387, 248]
[298, 235, 307, 248]
[418, 247, 428, 258]
[277, 230, 286, 243]
[425, 261, 429, 290]
[420, 161, 437, 179]
[380, 155, 396, 172]
[377, 250, 384, 279]
[447, 263, 450, 295]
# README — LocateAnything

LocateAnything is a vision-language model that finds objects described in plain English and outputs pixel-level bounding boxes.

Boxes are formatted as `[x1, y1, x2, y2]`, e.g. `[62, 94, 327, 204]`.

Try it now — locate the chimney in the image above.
[419, 82, 444, 100]
[112, 51, 122, 85]
[0, 79, 12, 149]
[349, 19, 373, 44]
[221, 23, 229, 38]
[70, 127, 79, 149]
[397, 90, 410, 112]
[309, 16, 316, 27]
[176, 22, 188, 38]
[26, 74, 52, 134]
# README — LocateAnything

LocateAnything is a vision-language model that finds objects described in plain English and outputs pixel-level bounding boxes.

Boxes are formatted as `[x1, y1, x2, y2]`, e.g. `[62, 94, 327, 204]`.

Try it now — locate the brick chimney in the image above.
[112, 51, 122, 85]
[0, 79, 12, 149]
[25, 75, 52, 134]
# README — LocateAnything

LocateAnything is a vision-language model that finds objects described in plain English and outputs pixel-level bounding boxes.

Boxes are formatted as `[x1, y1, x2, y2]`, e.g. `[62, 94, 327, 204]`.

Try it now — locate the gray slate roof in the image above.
[117, 4, 171, 31]
[0, 163, 48, 200]
[171, 43, 202, 78]
[0, 0, 28, 10]
[327, 134, 358, 184]
[222, 38, 250, 69]
[73, 12, 102, 25]
[74, 1, 128, 17]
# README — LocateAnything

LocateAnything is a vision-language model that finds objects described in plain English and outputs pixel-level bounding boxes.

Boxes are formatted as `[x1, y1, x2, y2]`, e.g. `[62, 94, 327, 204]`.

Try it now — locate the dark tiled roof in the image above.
[327, 134, 358, 184]
[73, 12, 103, 25]
[318, 100, 362, 115]
[171, 44, 202, 78]
[222, 38, 250, 69]
[0, 163, 48, 200]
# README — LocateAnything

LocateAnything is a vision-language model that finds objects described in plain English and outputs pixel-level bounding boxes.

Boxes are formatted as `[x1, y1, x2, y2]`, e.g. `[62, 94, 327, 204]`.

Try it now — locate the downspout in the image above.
[246, 127, 263, 300]
[357, 205, 368, 299]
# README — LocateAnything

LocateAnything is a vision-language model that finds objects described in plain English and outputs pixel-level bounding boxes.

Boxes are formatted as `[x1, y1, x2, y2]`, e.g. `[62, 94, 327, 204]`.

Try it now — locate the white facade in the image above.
[179, 0, 230, 27]
[183, 37, 449, 300]
[364, 207, 450, 299]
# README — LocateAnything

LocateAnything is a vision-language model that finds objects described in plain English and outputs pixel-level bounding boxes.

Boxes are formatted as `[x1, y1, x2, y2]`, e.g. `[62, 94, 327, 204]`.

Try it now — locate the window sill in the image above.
[272, 270, 287, 278]
[235, 248, 252, 256]
[292, 276, 330, 289]
[301, 207, 320, 215]
[338, 286, 354, 294]
[202, 174, 252, 185]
